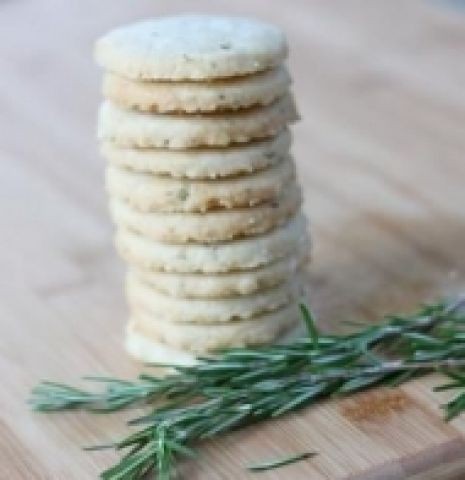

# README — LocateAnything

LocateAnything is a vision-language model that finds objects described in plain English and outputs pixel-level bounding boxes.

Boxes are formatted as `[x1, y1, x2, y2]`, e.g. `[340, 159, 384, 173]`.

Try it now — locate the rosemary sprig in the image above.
[30, 298, 465, 479]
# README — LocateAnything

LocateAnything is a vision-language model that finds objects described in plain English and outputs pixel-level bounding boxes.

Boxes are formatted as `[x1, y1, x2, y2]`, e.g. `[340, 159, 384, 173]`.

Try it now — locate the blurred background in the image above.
[1, 1, 465, 476]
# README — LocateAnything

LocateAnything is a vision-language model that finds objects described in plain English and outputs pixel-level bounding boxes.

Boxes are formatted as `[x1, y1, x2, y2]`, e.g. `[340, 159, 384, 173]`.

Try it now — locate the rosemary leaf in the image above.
[299, 303, 319, 348]
[247, 451, 316, 472]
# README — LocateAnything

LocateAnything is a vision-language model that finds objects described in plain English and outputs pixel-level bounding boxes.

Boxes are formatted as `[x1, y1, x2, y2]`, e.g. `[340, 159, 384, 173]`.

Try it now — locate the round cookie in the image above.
[127, 271, 304, 323]
[105, 155, 295, 213]
[103, 67, 291, 113]
[125, 324, 198, 366]
[115, 212, 309, 273]
[129, 302, 301, 353]
[135, 250, 309, 298]
[97, 94, 298, 148]
[101, 129, 291, 179]
[95, 15, 287, 81]
[109, 185, 301, 243]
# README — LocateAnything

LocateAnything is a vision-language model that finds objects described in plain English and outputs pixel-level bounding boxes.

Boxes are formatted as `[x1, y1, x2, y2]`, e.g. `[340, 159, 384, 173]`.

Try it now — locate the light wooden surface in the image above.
[2, 0, 465, 478]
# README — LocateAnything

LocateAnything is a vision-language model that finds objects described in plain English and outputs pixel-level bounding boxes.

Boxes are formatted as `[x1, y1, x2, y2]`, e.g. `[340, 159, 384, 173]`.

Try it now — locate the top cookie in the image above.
[95, 15, 287, 80]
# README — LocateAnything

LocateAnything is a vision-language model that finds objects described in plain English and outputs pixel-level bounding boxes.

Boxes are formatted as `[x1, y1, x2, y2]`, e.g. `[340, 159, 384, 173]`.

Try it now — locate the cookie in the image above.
[95, 15, 287, 81]
[125, 324, 197, 365]
[115, 212, 309, 273]
[129, 302, 301, 353]
[101, 129, 290, 179]
[105, 155, 295, 213]
[109, 184, 301, 243]
[127, 271, 304, 323]
[97, 94, 298, 148]
[102, 67, 291, 113]
[135, 249, 308, 298]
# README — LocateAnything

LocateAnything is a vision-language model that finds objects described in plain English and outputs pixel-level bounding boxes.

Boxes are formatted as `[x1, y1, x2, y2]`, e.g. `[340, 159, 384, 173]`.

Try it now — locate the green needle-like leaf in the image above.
[299, 303, 319, 348]
[247, 451, 316, 471]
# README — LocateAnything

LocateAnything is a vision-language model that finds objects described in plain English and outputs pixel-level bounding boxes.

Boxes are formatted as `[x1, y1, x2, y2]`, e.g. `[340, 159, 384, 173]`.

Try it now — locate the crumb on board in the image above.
[341, 389, 411, 422]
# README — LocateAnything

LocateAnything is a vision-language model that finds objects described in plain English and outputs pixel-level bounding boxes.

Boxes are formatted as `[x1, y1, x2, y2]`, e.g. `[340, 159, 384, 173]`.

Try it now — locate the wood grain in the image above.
[1, 0, 465, 478]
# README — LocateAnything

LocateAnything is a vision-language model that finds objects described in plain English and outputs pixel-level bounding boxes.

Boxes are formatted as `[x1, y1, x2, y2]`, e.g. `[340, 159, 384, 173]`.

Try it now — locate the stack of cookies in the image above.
[95, 15, 310, 365]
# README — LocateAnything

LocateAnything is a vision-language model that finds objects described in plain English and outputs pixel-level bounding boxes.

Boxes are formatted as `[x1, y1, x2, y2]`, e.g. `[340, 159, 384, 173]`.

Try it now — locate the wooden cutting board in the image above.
[1, 0, 465, 478]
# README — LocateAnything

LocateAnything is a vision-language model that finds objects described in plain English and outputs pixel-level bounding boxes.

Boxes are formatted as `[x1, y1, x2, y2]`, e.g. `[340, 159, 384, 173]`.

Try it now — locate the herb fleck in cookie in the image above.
[95, 15, 287, 80]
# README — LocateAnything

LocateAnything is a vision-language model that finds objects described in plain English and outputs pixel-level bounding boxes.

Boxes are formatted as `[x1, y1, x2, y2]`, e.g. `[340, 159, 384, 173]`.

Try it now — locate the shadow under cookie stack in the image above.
[95, 15, 310, 365]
